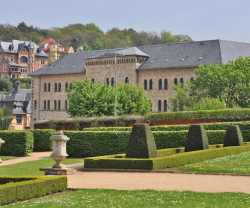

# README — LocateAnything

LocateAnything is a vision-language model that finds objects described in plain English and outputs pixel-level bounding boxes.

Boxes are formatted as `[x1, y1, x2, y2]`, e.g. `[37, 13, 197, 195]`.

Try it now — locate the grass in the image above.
[170, 151, 250, 174]
[1, 156, 16, 161]
[4, 189, 250, 208]
[0, 158, 83, 176]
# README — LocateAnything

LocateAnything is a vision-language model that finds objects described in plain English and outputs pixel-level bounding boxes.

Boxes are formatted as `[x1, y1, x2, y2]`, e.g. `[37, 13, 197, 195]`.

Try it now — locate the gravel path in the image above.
[0, 152, 52, 166]
[67, 171, 250, 194]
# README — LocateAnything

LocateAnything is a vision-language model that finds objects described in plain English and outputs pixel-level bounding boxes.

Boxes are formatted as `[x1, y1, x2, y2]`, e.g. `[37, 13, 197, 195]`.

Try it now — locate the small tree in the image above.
[1, 105, 12, 130]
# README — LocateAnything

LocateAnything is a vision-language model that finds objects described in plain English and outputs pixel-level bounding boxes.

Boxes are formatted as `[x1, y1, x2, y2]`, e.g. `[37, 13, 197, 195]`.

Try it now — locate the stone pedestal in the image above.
[0, 138, 5, 163]
[40, 131, 73, 175]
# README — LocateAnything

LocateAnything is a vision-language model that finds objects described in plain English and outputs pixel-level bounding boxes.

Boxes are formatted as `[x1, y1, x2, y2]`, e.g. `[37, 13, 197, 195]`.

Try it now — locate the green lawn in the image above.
[170, 151, 250, 174]
[1, 156, 16, 161]
[5, 189, 250, 208]
[0, 158, 83, 176]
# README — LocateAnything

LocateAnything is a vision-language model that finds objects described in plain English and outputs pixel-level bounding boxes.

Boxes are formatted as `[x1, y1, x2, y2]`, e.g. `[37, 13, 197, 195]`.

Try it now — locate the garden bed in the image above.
[84, 143, 250, 170]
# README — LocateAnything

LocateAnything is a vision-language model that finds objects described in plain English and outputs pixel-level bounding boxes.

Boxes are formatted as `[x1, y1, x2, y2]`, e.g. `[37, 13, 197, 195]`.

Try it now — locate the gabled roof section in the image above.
[29, 39, 250, 75]
[0, 40, 49, 57]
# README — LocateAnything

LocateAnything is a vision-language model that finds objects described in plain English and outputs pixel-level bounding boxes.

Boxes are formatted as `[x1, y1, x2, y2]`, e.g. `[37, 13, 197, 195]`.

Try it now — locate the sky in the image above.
[1, 0, 250, 42]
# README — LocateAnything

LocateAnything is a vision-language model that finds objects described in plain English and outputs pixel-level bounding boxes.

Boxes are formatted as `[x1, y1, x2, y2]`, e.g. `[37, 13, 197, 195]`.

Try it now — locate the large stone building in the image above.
[30, 39, 250, 128]
[39, 38, 74, 63]
[0, 39, 49, 78]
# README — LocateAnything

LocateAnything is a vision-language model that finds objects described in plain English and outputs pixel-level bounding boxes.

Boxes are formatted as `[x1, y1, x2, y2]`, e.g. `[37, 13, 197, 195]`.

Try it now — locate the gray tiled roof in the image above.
[30, 39, 250, 76]
[0, 86, 31, 114]
[0, 40, 49, 57]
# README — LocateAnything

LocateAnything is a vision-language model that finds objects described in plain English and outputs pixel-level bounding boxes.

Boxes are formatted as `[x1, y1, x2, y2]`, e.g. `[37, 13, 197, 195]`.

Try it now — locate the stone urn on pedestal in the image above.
[0, 138, 5, 163]
[40, 131, 74, 175]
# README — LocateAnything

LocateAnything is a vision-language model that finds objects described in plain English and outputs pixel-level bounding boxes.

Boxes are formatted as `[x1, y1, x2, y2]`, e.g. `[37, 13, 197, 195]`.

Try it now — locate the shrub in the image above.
[31, 129, 57, 151]
[63, 130, 225, 158]
[0, 131, 33, 156]
[185, 125, 209, 152]
[126, 124, 157, 158]
[85, 145, 250, 170]
[0, 176, 67, 205]
[224, 125, 243, 147]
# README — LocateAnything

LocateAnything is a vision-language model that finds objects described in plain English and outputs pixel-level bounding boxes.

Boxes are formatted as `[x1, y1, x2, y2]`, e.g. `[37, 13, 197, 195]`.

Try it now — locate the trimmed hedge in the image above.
[0, 131, 33, 156]
[0, 176, 67, 205]
[64, 130, 226, 158]
[84, 144, 250, 170]
[31, 129, 57, 151]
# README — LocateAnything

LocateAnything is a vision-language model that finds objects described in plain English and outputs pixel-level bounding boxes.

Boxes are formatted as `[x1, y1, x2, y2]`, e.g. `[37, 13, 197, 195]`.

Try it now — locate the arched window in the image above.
[174, 78, 178, 85]
[58, 83, 61, 92]
[34, 100, 37, 110]
[20, 56, 28, 63]
[43, 100, 46, 110]
[111, 78, 115, 86]
[65, 100, 68, 109]
[91, 78, 95, 83]
[48, 83, 50, 92]
[106, 78, 109, 86]
[144, 79, 147, 90]
[164, 100, 167, 112]
[149, 79, 153, 90]
[125, 77, 129, 84]
[54, 83, 57, 92]
[69, 83, 72, 90]
[47, 100, 50, 110]
[58, 100, 61, 110]
[44, 83, 47, 92]
[190, 77, 194, 83]
[158, 79, 162, 90]
[164, 79, 168, 90]
[158, 100, 161, 112]
[180, 78, 184, 87]
[54, 100, 57, 110]
[65, 82, 68, 91]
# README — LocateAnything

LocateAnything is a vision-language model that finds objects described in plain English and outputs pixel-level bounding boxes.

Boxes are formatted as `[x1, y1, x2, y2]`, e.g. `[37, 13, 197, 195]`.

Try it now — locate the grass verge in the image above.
[1, 156, 16, 161]
[170, 151, 250, 174]
[4, 189, 250, 208]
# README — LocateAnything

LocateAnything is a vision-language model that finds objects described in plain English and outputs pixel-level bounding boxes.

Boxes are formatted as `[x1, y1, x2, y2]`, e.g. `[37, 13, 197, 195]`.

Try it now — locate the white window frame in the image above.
[41, 59, 45, 65]
[10, 55, 14, 62]
[3, 64, 7, 72]
[16, 115, 22, 124]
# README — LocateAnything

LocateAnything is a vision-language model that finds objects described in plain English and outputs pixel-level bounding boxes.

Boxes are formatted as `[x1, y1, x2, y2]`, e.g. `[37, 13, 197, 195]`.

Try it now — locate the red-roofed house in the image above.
[39, 38, 74, 63]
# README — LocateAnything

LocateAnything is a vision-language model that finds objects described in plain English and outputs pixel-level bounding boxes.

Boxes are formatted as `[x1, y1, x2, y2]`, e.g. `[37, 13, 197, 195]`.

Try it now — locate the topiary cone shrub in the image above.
[224, 125, 243, 147]
[126, 123, 157, 158]
[185, 124, 209, 152]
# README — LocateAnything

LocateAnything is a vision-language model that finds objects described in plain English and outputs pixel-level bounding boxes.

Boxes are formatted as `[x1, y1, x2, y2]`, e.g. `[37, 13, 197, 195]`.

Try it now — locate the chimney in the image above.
[15, 85, 21, 94]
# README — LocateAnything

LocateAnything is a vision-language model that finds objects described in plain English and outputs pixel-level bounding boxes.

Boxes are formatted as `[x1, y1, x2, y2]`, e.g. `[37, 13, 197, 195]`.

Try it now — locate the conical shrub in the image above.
[126, 124, 157, 158]
[224, 125, 243, 147]
[185, 124, 209, 152]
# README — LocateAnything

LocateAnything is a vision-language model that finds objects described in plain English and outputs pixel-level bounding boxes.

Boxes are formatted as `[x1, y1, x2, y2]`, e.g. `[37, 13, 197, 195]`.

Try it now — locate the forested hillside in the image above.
[0, 22, 193, 51]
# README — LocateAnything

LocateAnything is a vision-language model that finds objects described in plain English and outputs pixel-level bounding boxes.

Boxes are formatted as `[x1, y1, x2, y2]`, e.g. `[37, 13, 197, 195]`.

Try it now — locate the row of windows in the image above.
[144, 78, 185, 90]
[44, 82, 72, 92]
[34, 100, 68, 110]
[105, 77, 129, 86]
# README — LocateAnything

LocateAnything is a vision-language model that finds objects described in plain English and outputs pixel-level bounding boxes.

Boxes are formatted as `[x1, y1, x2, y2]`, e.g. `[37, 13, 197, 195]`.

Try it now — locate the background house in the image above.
[39, 38, 74, 63]
[0, 39, 49, 78]
[0, 85, 31, 130]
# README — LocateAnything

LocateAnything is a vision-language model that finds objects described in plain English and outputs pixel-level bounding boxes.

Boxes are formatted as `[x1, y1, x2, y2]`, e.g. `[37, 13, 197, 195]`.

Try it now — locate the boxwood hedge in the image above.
[84, 144, 250, 170]
[0, 176, 67, 205]
[0, 131, 33, 156]
[31, 129, 57, 151]
[64, 130, 226, 158]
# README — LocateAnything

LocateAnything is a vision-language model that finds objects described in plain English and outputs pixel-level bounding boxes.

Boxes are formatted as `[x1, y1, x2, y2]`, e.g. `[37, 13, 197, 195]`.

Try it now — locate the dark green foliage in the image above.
[126, 124, 157, 158]
[85, 145, 250, 170]
[0, 176, 67, 206]
[31, 129, 57, 151]
[224, 125, 243, 147]
[63, 130, 224, 158]
[185, 125, 209, 152]
[63, 131, 130, 158]
[0, 131, 33, 156]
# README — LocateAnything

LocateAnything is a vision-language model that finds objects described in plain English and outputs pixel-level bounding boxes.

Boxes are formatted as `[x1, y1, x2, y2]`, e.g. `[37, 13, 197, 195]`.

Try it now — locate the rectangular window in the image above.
[0, 55, 2, 62]
[3, 65, 7, 72]
[16, 115, 22, 124]
[10, 55, 14, 62]
[0, 65, 1, 72]
[32, 57, 34, 63]
[41, 59, 45, 65]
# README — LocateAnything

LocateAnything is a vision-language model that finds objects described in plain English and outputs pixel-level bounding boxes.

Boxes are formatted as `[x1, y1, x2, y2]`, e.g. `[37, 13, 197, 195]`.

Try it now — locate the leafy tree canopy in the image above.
[66, 78, 152, 117]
